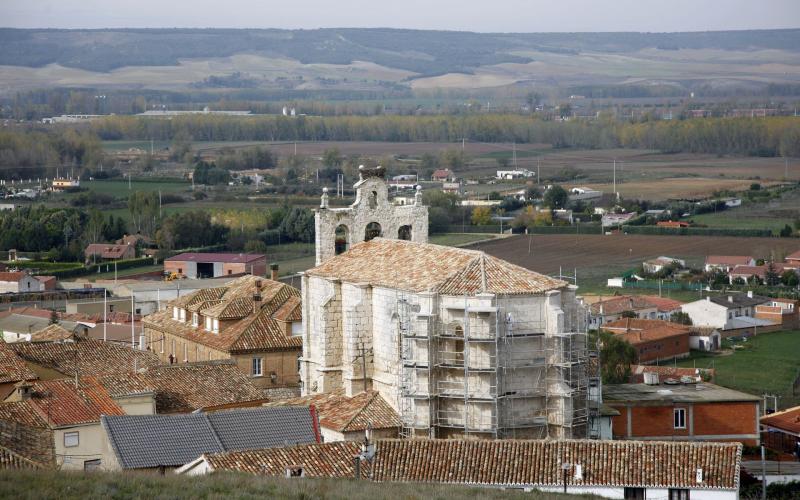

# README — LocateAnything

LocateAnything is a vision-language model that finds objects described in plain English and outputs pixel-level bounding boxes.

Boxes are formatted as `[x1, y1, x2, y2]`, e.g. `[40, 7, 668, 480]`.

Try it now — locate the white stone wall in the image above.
[315, 176, 428, 265]
[301, 271, 589, 438]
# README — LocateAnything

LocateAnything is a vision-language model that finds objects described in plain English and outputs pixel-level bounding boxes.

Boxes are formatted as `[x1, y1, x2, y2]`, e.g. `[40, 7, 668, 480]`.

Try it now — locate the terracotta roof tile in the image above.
[9, 339, 161, 377]
[268, 390, 400, 432]
[144, 276, 301, 354]
[603, 318, 691, 344]
[0, 343, 37, 385]
[29, 324, 73, 343]
[307, 239, 565, 295]
[99, 362, 266, 414]
[0, 272, 27, 282]
[590, 295, 656, 316]
[16, 378, 125, 427]
[0, 401, 48, 428]
[761, 405, 800, 435]
[204, 439, 741, 490]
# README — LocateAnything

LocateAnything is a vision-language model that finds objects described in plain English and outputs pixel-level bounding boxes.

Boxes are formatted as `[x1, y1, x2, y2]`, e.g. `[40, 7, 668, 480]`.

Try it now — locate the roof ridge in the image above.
[342, 391, 379, 431]
[201, 413, 227, 453]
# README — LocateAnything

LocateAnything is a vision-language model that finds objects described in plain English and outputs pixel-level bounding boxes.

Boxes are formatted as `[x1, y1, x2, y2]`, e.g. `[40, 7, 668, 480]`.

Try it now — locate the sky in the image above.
[3, 0, 799, 32]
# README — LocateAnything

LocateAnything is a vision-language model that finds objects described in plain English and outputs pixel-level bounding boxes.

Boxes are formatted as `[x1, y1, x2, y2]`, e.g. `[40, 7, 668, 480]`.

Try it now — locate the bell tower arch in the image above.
[315, 165, 428, 265]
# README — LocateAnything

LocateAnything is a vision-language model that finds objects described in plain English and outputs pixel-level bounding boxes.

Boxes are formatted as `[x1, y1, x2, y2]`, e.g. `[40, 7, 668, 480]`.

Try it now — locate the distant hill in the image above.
[1, 28, 799, 93]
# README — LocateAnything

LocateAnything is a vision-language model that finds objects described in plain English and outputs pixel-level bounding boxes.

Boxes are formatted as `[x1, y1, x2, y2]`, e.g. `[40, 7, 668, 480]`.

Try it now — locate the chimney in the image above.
[270, 263, 279, 281]
[728, 296, 733, 303]
[15, 381, 33, 401]
[747, 290, 753, 298]
[706, 296, 711, 302]
[253, 280, 262, 312]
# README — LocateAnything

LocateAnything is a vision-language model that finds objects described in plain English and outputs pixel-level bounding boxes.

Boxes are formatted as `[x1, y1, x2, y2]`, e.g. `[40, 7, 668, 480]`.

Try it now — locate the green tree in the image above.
[594, 330, 637, 384]
[781, 270, 799, 287]
[765, 262, 781, 286]
[620, 310, 637, 318]
[471, 206, 492, 226]
[84, 208, 106, 245]
[128, 191, 160, 236]
[670, 311, 693, 325]
[543, 185, 568, 209]
[322, 148, 343, 168]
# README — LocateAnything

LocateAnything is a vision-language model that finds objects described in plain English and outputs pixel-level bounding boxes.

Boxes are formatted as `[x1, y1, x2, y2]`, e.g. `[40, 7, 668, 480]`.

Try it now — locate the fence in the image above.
[622, 225, 773, 237]
[622, 280, 703, 291]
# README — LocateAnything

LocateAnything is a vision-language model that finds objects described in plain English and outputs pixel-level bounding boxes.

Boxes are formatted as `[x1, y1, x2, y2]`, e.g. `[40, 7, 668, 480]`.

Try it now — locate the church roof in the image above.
[306, 239, 566, 295]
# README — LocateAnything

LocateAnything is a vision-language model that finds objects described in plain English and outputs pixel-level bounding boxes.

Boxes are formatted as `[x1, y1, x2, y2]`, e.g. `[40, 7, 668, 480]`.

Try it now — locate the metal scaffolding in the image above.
[397, 293, 597, 440]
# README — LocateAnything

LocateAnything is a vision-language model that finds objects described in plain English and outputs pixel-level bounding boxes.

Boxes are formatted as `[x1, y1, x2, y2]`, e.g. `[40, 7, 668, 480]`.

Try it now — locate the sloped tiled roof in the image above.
[103, 406, 319, 469]
[29, 324, 73, 343]
[98, 362, 265, 414]
[638, 295, 684, 313]
[9, 339, 161, 377]
[0, 343, 37, 385]
[84, 243, 133, 259]
[7, 379, 125, 428]
[589, 295, 656, 316]
[203, 439, 741, 490]
[144, 276, 302, 354]
[603, 318, 691, 344]
[268, 390, 400, 432]
[0, 272, 27, 282]
[307, 239, 565, 295]
[760, 405, 800, 435]
[0, 401, 47, 428]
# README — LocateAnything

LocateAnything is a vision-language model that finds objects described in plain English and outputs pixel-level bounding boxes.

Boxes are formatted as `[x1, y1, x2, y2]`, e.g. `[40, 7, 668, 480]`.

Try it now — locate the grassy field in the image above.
[0, 470, 591, 500]
[676, 330, 800, 410]
[78, 179, 189, 197]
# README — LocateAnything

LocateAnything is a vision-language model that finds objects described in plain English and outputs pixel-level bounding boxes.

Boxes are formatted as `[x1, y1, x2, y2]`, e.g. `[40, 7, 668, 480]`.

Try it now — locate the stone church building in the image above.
[301, 167, 595, 440]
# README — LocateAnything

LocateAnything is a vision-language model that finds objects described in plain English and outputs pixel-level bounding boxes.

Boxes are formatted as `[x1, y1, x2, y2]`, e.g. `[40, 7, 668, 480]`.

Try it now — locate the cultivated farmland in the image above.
[473, 234, 799, 287]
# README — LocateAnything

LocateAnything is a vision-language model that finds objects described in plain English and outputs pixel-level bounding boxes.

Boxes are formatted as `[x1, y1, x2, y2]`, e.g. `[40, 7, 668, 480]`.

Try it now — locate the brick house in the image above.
[755, 297, 800, 330]
[164, 253, 267, 279]
[604, 382, 761, 445]
[143, 275, 302, 393]
[84, 243, 135, 264]
[602, 318, 691, 364]
[760, 405, 800, 457]
[431, 168, 455, 182]
[177, 439, 743, 500]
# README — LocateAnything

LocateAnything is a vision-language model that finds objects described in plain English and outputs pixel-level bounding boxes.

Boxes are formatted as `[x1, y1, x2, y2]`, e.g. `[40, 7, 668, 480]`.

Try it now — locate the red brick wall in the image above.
[635, 334, 690, 363]
[609, 402, 758, 445]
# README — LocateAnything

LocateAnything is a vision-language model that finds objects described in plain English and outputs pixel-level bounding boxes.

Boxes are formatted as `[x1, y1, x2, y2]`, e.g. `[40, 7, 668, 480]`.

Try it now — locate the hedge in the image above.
[50, 257, 155, 279]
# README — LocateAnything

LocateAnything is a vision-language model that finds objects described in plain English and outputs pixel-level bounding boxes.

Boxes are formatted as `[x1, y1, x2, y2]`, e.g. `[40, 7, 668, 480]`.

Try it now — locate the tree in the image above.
[128, 191, 160, 236]
[84, 208, 106, 245]
[49, 309, 59, 325]
[670, 311, 693, 325]
[594, 330, 637, 384]
[496, 157, 510, 169]
[765, 262, 781, 286]
[471, 206, 492, 226]
[780, 224, 794, 237]
[781, 270, 799, 287]
[543, 185, 568, 209]
[322, 148, 343, 168]
[620, 310, 637, 318]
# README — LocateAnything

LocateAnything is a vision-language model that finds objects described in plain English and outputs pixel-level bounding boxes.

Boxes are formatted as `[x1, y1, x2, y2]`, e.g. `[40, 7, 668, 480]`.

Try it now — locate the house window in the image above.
[668, 489, 690, 500]
[173, 307, 179, 320]
[252, 357, 263, 376]
[64, 432, 79, 448]
[84, 459, 102, 471]
[624, 488, 645, 500]
[171, 340, 176, 356]
[109, 305, 115, 313]
[160, 334, 164, 354]
[205, 316, 212, 331]
[212, 319, 219, 333]
[228, 269, 232, 275]
[674, 408, 686, 429]
[192, 313, 198, 327]
[179, 308, 186, 322]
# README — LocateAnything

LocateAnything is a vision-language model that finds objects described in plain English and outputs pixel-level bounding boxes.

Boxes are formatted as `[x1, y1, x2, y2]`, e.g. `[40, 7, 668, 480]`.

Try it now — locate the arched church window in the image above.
[335, 225, 349, 255]
[398, 225, 412, 240]
[365, 222, 382, 241]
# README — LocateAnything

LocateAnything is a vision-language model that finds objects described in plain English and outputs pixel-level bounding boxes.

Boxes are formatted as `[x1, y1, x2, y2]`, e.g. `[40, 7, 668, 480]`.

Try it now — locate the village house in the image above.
[9, 339, 161, 381]
[176, 439, 743, 500]
[728, 263, 793, 284]
[99, 406, 320, 471]
[784, 249, 800, 267]
[754, 297, 800, 330]
[588, 295, 659, 329]
[1, 378, 125, 470]
[267, 389, 401, 442]
[0, 271, 43, 294]
[704, 255, 755, 273]
[164, 252, 267, 279]
[304, 169, 594, 440]
[496, 169, 535, 180]
[84, 243, 136, 264]
[760, 405, 800, 458]
[431, 168, 455, 182]
[642, 256, 686, 274]
[601, 212, 636, 229]
[97, 361, 268, 415]
[604, 382, 761, 446]
[602, 319, 692, 364]
[142, 275, 302, 394]
[681, 292, 774, 335]
[639, 295, 685, 321]
[0, 343, 38, 400]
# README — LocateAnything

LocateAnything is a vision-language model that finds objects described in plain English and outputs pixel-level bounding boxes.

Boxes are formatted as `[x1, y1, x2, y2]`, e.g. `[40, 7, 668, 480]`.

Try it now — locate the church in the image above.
[300, 166, 596, 439]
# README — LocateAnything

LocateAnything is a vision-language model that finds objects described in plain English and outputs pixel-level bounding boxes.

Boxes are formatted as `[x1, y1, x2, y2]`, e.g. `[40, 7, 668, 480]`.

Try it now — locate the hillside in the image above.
[1, 28, 800, 93]
[0, 469, 598, 500]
